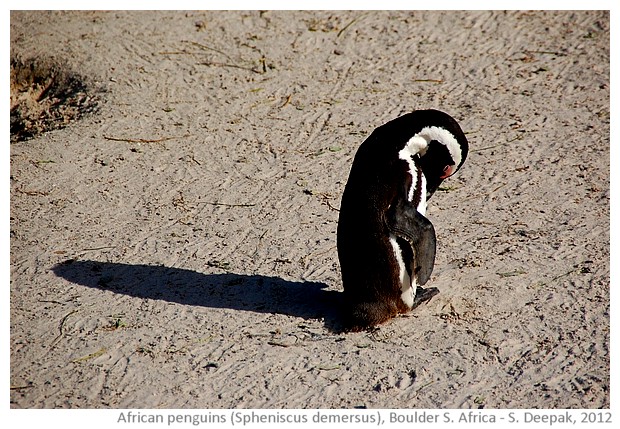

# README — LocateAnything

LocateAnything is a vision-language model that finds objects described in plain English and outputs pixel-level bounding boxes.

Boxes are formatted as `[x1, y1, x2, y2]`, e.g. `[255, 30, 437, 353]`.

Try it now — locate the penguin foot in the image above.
[411, 286, 439, 309]
[343, 300, 399, 332]
[341, 290, 438, 332]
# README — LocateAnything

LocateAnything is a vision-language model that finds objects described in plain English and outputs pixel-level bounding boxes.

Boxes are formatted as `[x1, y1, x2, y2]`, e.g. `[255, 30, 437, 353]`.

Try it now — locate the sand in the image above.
[9, 10, 610, 409]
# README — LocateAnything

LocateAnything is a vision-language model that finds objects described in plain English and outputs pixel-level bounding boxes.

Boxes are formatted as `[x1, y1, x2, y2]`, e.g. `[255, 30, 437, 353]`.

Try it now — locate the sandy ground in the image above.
[9, 10, 609, 409]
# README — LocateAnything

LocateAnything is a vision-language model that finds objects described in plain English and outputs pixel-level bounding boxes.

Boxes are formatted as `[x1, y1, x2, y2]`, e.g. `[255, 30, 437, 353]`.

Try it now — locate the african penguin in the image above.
[337, 109, 468, 331]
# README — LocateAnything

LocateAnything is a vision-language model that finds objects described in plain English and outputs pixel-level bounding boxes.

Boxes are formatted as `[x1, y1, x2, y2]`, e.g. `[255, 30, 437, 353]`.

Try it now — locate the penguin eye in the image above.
[440, 165, 453, 179]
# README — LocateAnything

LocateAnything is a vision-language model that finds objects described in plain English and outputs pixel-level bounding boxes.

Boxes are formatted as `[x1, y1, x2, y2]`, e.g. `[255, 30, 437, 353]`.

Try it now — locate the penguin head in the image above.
[405, 110, 469, 199]
[418, 140, 457, 198]
[417, 134, 468, 198]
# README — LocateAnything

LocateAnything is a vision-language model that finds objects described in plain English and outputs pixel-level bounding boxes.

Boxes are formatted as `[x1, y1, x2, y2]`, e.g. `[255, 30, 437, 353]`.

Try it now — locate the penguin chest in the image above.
[390, 164, 428, 309]
[389, 235, 415, 308]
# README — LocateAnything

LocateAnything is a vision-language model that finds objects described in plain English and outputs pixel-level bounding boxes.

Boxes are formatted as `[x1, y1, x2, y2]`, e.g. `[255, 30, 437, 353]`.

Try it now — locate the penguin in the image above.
[337, 109, 468, 331]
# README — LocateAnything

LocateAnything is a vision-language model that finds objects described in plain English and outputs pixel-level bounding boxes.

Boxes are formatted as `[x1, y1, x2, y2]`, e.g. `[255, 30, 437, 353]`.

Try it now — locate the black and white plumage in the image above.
[337, 109, 469, 331]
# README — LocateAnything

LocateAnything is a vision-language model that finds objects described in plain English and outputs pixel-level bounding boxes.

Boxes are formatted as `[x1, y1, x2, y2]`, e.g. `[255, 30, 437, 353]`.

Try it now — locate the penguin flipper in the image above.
[386, 200, 437, 285]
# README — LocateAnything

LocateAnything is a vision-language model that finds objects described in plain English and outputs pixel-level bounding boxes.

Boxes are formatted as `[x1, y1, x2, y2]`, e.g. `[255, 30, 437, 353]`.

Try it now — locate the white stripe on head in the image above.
[398, 144, 419, 202]
[398, 135, 429, 211]
[417, 173, 427, 214]
[406, 126, 462, 169]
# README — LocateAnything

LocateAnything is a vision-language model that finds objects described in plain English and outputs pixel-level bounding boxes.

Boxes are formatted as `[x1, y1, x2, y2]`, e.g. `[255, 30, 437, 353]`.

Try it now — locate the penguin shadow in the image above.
[51, 260, 344, 332]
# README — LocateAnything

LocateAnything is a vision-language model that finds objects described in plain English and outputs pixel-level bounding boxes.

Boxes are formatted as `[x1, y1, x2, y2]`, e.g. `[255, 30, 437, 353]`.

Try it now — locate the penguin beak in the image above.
[426, 181, 440, 200]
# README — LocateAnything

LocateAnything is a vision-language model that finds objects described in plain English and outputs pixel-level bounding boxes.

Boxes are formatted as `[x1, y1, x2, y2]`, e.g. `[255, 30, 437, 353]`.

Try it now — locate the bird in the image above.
[337, 109, 468, 331]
